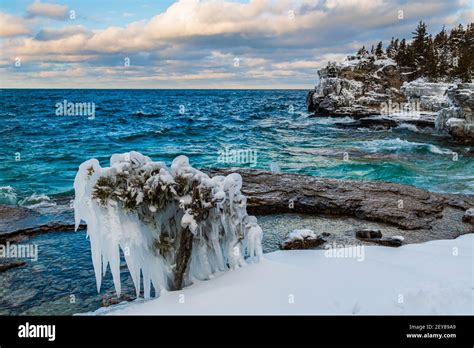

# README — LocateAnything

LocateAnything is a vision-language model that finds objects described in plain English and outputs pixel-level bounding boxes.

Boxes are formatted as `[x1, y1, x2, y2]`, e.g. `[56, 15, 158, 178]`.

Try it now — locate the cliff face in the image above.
[436, 84, 474, 143]
[307, 54, 474, 143]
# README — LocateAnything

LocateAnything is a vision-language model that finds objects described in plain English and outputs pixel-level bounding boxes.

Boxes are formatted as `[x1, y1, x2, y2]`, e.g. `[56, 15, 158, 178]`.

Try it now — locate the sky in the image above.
[0, 0, 472, 89]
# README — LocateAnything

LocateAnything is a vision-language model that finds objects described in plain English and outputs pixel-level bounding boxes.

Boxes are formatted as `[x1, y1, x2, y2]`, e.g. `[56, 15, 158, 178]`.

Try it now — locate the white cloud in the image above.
[0, 0, 471, 88]
[0, 13, 30, 37]
[27, 1, 68, 20]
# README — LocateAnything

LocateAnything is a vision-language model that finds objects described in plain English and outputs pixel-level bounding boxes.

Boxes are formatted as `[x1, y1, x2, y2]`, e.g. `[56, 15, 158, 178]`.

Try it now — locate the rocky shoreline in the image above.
[306, 54, 474, 144]
[1, 169, 472, 259]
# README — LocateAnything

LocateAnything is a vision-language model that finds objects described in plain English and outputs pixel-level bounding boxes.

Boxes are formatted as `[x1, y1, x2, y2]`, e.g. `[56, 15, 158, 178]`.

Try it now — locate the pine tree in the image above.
[434, 26, 449, 80]
[386, 37, 395, 58]
[352, 22, 472, 81]
[424, 35, 438, 80]
[411, 21, 429, 78]
[395, 38, 410, 67]
[357, 45, 368, 57]
[375, 41, 384, 58]
[456, 23, 473, 82]
[448, 24, 465, 79]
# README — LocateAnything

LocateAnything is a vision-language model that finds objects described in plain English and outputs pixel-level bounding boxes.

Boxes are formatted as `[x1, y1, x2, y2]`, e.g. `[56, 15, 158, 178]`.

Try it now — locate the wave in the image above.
[395, 123, 419, 132]
[0, 125, 19, 134]
[18, 193, 59, 214]
[0, 186, 18, 205]
[313, 116, 355, 125]
[132, 110, 161, 117]
[355, 137, 454, 155]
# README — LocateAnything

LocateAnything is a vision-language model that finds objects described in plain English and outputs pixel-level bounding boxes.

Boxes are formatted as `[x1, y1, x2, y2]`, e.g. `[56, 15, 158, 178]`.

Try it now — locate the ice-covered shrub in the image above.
[74, 151, 262, 298]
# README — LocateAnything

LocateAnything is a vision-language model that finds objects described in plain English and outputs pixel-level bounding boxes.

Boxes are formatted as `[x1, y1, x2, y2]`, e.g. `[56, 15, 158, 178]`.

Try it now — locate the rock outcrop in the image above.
[307, 54, 474, 143]
[0, 204, 85, 244]
[435, 83, 474, 144]
[308, 55, 407, 117]
[206, 168, 474, 241]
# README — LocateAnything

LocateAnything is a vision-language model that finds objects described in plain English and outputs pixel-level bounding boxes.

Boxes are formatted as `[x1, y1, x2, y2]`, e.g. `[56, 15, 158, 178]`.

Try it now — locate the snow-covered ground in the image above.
[91, 234, 473, 315]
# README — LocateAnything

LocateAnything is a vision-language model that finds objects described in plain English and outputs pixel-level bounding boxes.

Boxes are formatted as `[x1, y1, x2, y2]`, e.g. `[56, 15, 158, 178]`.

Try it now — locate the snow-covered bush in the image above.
[74, 151, 263, 298]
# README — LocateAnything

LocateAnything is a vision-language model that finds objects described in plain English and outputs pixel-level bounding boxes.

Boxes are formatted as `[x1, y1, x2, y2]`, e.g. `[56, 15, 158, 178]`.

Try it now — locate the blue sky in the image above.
[0, 0, 472, 88]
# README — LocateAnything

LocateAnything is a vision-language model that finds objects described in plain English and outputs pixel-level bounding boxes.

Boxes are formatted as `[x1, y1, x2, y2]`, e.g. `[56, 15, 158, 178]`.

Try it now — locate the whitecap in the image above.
[395, 123, 419, 132]
[354, 137, 454, 155]
[18, 193, 58, 213]
[0, 186, 18, 205]
[314, 116, 354, 125]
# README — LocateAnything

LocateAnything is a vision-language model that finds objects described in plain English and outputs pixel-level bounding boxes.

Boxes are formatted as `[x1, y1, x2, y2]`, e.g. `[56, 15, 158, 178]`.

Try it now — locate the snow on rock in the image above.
[280, 229, 325, 250]
[463, 208, 474, 224]
[308, 56, 407, 117]
[90, 234, 474, 315]
[435, 83, 474, 143]
[74, 151, 263, 298]
[401, 79, 454, 112]
[285, 229, 317, 241]
[390, 235, 405, 242]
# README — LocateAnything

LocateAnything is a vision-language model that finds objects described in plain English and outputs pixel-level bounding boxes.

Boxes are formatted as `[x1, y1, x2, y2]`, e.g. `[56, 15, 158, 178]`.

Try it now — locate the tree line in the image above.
[356, 21, 473, 82]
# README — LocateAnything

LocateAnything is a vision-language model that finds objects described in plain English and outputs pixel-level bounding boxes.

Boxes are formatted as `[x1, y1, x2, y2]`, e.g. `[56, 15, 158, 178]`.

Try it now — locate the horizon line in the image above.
[0, 87, 313, 90]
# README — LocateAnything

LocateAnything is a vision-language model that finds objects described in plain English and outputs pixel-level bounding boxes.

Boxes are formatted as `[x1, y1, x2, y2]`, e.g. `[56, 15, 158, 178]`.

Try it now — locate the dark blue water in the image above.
[1, 89, 473, 208]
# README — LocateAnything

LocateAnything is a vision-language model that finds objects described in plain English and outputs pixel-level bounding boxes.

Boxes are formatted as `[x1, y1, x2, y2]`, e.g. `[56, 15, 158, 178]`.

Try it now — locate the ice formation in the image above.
[74, 151, 263, 298]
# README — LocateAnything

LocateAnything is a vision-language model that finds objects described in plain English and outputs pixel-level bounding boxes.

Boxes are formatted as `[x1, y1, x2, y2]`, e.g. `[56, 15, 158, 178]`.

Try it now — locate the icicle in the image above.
[73, 152, 263, 298]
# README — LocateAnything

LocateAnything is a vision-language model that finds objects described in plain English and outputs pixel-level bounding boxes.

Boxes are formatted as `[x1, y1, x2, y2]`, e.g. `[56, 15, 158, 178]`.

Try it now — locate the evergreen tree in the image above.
[394, 38, 399, 52]
[411, 21, 429, 77]
[354, 22, 472, 81]
[375, 41, 384, 58]
[424, 35, 438, 79]
[395, 38, 410, 67]
[434, 26, 449, 80]
[448, 24, 465, 79]
[357, 45, 368, 56]
[386, 37, 395, 58]
[456, 23, 473, 82]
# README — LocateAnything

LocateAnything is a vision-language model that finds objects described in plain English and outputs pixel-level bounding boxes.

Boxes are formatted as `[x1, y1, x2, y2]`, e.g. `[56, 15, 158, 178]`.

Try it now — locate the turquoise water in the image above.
[1, 88, 473, 206]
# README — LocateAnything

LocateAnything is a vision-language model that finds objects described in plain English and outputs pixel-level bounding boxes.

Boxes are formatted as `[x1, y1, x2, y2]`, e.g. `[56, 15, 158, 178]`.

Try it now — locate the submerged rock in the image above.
[355, 228, 382, 239]
[0, 259, 26, 272]
[354, 228, 403, 247]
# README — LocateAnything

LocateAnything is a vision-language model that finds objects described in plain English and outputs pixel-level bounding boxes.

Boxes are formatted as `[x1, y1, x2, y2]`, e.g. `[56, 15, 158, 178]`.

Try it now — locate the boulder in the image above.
[280, 229, 325, 250]
[355, 228, 382, 239]
[463, 208, 474, 224]
[354, 229, 404, 247]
